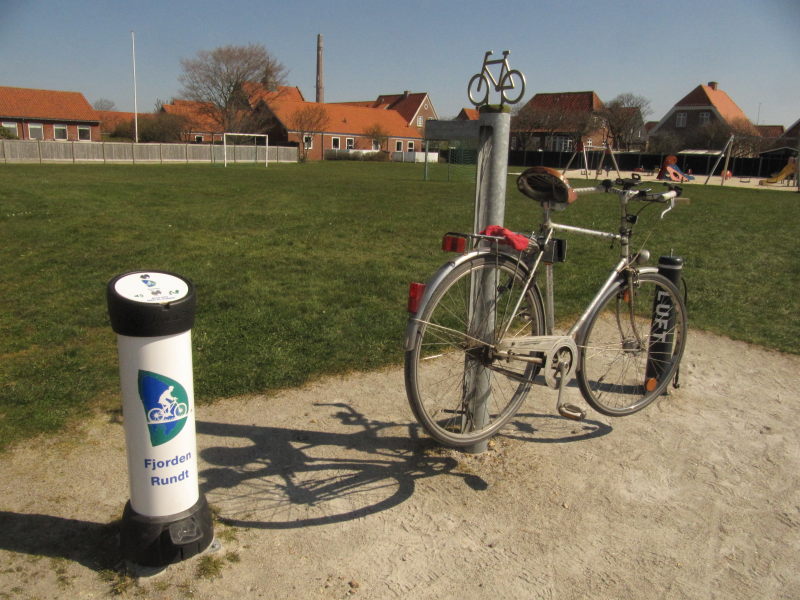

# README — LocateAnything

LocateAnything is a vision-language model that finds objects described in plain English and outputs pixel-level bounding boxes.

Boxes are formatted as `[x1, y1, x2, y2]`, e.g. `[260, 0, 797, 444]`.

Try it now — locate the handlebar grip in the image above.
[572, 186, 603, 194]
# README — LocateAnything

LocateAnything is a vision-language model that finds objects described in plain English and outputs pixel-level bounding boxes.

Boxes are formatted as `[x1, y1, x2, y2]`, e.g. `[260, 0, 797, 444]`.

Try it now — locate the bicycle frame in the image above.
[479, 50, 512, 90]
[499, 185, 648, 345]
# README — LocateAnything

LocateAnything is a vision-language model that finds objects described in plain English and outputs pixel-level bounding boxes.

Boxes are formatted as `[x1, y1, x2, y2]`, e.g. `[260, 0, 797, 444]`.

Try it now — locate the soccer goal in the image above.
[223, 133, 269, 168]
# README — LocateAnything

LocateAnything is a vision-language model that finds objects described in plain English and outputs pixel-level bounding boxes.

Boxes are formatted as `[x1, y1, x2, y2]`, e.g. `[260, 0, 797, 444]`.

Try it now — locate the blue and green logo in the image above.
[138, 370, 189, 447]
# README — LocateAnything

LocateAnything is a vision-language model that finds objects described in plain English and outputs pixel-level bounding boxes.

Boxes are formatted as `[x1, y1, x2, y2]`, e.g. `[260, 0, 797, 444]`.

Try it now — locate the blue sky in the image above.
[2, 0, 798, 128]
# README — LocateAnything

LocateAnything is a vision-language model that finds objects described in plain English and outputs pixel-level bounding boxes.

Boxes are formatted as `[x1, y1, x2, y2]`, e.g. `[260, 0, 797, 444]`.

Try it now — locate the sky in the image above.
[1, 0, 799, 128]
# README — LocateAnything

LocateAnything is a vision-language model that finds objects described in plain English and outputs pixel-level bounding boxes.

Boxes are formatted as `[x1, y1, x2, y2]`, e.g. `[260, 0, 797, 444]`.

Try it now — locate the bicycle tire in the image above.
[405, 254, 545, 446]
[467, 73, 490, 106]
[499, 69, 525, 105]
[577, 272, 687, 416]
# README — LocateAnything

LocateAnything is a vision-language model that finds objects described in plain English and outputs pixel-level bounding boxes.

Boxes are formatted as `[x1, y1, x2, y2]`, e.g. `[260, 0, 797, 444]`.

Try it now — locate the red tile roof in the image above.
[457, 108, 480, 121]
[675, 83, 752, 127]
[755, 125, 784, 138]
[95, 110, 150, 133]
[269, 100, 422, 139]
[525, 91, 604, 113]
[161, 99, 223, 132]
[0, 86, 98, 122]
[333, 92, 434, 124]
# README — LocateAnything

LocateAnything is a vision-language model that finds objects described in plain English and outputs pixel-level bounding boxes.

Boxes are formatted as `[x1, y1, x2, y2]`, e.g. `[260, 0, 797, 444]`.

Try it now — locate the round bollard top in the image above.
[107, 271, 196, 337]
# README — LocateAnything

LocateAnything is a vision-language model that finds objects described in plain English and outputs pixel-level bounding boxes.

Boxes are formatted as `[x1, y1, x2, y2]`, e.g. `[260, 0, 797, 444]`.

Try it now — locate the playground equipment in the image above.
[562, 143, 622, 180]
[657, 155, 695, 182]
[759, 157, 797, 185]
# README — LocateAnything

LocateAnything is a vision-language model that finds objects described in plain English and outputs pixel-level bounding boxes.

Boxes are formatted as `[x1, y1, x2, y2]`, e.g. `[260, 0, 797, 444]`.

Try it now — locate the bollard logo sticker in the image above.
[138, 370, 189, 446]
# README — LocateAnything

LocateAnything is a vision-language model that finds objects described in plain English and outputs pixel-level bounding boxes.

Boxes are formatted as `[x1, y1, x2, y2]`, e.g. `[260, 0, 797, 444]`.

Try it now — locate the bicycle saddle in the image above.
[517, 167, 577, 206]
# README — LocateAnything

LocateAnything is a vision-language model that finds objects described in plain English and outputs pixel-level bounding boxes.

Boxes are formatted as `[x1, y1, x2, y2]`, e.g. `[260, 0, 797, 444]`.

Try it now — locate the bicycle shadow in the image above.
[197, 402, 612, 530]
[196, 403, 487, 530]
[500, 411, 612, 444]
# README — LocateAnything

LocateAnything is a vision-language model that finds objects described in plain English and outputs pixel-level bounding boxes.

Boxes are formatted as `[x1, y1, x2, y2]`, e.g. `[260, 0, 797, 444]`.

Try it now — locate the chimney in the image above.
[316, 34, 324, 103]
[708, 81, 718, 90]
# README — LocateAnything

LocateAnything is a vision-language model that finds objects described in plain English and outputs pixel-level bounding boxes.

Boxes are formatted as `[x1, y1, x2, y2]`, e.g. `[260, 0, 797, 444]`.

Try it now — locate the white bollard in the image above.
[107, 271, 213, 569]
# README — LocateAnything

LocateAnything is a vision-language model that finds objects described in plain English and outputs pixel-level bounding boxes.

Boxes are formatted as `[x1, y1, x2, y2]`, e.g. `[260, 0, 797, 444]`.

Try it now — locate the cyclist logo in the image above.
[138, 370, 189, 446]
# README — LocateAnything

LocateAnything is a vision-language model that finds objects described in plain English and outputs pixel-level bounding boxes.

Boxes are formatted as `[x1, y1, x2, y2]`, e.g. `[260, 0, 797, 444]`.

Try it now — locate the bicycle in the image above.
[404, 167, 688, 447]
[467, 50, 525, 107]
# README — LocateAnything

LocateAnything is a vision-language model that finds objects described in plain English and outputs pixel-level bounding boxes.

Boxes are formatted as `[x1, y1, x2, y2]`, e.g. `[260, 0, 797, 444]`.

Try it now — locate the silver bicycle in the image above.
[467, 50, 525, 107]
[404, 168, 688, 447]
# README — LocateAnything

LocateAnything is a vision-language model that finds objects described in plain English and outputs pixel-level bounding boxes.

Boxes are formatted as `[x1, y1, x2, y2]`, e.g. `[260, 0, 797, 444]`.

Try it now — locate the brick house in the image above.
[648, 81, 758, 146]
[0, 86, 100, 141]
[511, 91, 606, 152]
[263, 99, 424, 161]
[332, 91, 438, 136]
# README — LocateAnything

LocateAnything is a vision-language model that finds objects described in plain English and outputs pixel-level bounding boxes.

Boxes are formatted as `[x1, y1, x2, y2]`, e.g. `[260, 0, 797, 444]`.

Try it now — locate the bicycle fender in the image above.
[404, 249, 530, 351]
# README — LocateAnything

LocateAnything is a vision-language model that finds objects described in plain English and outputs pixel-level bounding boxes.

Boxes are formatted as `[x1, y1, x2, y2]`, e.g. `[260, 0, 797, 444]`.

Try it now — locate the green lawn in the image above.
[1, 162, 797, 450]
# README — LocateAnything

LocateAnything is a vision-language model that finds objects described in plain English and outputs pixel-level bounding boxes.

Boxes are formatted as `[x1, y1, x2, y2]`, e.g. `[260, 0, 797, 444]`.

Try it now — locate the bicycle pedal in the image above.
[557, 403, 586, 421]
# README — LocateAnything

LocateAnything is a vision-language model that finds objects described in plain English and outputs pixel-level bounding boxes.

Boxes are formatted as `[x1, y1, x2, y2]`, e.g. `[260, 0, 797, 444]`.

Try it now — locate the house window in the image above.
[372, 139, 381, 151]
[551, 136, 572, 152]
[303, 135, 313, 149]
[331, 137, 340, 150]
[407, 141, 415, 152]
[417, 116, 424, 127]
[77, 126, 91, 141]
[194, 135, 204, 143]
[675, 112, 687, 128]
[346, 138, 354, 150]
[699, 111, 710, 125]
[2, 122, 18, 138]
[54, 125, 68, 140]
[28, 123, 44, 140]
[395, 140, 403, 151]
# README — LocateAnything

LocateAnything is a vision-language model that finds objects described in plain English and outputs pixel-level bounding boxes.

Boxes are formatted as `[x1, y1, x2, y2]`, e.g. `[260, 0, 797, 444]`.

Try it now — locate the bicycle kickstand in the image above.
[555, 360, 586, 421]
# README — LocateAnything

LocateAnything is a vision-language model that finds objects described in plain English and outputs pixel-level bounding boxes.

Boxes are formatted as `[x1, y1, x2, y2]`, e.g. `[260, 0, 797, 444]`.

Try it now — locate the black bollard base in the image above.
[120, 494, 214, 569]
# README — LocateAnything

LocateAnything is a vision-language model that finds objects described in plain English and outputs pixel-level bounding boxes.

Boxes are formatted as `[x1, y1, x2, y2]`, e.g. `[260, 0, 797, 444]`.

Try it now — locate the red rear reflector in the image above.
[407, 282, 426, 313]
[442, 235, 466, 253]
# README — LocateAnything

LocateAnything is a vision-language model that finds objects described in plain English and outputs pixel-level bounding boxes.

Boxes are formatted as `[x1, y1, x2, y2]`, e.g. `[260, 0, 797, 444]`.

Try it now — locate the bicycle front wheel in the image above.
[405, 254, 545, 447]
[499, 69, 525, 105]
[577, 272, 687, 416]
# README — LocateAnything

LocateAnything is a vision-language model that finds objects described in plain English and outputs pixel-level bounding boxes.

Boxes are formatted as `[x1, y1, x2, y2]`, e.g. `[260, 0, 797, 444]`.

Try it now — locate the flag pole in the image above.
[131, 31, 139, 144]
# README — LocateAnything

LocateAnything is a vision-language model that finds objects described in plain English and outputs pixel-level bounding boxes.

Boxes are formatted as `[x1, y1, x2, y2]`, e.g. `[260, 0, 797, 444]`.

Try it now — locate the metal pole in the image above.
[131, 31, 138, 144]
[465, 106, 511, 454]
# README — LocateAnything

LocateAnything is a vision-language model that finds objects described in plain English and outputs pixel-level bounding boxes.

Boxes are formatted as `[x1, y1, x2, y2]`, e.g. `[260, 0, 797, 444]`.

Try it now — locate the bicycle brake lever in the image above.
[659, 196, 676, 219]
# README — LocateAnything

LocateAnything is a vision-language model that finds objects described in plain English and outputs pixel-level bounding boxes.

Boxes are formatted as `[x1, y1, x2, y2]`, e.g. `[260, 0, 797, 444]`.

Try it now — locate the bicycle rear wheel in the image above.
[405, 254, 545, 447]
[577, 272, 687, 416]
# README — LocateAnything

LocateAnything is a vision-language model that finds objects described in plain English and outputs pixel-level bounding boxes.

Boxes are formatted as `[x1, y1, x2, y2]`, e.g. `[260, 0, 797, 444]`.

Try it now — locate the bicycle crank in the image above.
[495, 335, 578, 389]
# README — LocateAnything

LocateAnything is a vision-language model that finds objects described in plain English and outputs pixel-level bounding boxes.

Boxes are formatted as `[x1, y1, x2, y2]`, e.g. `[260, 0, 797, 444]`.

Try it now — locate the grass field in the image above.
[1, 161, 798, 451]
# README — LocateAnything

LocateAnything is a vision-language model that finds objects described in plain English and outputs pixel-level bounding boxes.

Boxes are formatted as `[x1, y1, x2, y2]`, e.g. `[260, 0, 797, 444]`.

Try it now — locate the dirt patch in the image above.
[1, 329, 799, 599]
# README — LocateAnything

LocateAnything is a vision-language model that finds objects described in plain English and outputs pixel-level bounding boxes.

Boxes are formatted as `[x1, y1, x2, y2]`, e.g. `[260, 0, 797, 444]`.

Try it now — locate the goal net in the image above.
[223, 133, 269, 167]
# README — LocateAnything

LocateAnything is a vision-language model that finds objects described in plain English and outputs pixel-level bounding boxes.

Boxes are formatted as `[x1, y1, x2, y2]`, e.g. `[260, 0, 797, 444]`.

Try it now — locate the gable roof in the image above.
[269, 100, 422, 139]
[674, 82, 751, 125]
[456, 108, 480, 121]
[333, 91, 436, 124]
[0, 86, 98, 122]
[525, 91, 604, 113]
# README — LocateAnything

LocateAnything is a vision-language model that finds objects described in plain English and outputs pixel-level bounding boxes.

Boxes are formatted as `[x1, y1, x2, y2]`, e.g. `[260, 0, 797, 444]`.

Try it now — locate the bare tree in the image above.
[290, 105, 329, 161]
[364, 123, 389, 152]
[179, 44, 287, 132]
[93, 98, 116, 111]
[601, 93, 651, 150]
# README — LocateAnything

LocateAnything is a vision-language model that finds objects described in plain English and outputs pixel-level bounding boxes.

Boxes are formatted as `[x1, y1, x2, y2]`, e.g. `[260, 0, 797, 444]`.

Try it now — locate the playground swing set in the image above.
[562, 134, 797, 188]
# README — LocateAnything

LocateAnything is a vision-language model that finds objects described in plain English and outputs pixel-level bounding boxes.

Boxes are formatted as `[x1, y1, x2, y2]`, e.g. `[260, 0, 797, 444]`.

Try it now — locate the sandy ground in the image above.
[559, 168, 799, 191]
[1, 328, 799, 599]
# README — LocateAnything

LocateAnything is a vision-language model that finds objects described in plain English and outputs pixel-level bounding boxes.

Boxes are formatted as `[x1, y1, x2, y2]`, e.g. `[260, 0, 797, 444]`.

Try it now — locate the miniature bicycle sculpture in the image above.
[404, 168, 687, 447]
[467, 50, 525, 107]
